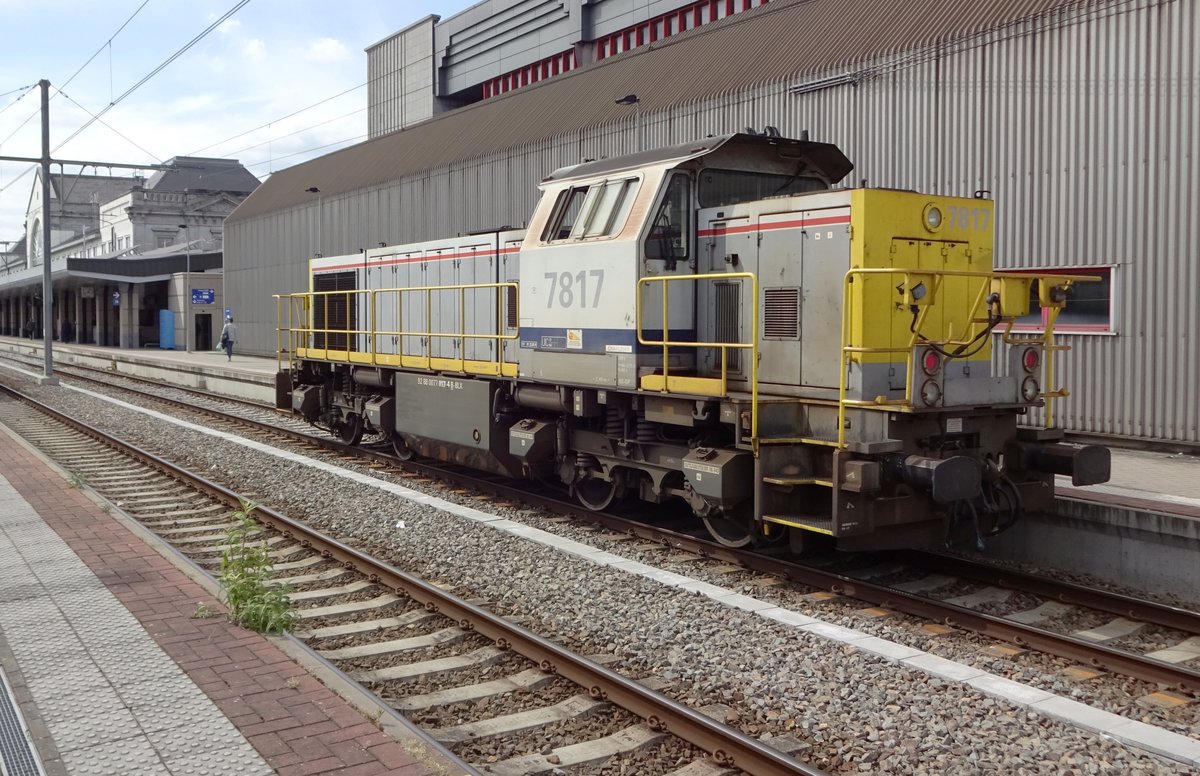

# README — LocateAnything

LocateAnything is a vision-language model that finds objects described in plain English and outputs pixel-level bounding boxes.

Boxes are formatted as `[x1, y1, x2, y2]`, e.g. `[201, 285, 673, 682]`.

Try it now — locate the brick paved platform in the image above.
[0, 425, 470, 776]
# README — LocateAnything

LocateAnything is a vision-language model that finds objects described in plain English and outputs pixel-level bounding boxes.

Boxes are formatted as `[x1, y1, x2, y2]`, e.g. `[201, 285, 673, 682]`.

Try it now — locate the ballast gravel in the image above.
[5, 376, 1196, 775]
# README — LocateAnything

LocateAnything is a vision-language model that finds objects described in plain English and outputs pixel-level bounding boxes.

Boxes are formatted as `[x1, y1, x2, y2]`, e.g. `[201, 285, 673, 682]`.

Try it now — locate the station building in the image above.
[0, 157, 258, 350]
[183, 0, 1200, 447]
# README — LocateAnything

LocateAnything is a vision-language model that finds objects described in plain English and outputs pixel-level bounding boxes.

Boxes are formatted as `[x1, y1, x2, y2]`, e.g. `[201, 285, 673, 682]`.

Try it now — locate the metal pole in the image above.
[38, 79, 57, 385]
[182, 225, 191, 353]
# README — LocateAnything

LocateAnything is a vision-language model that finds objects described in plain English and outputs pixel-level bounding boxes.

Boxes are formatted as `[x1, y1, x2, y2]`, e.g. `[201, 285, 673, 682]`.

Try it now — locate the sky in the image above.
[0, 0, 477, 246]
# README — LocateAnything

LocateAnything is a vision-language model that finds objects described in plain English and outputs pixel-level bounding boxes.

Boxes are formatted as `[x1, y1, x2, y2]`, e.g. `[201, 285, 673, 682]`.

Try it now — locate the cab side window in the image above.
[541, 186, 589, 241]
[540, 177, 639, 243]
[645, 173, 690, 267]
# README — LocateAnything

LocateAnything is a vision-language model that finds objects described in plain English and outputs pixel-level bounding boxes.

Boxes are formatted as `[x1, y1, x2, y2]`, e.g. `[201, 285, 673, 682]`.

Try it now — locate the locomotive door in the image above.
[395, 249, 425, 361]
[796, 212, 848, 390]
[696, 213, 755, 383]
[755, 212, 804, 389]
[458, 241, 493, 363]
[500, 238, 522, 367]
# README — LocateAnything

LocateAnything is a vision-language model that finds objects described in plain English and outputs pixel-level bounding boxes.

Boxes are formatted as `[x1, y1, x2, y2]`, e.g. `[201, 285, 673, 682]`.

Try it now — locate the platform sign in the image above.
[225, 307, 232, 320]
[192, 289, 215, 305]
[111, 290, 120, 307]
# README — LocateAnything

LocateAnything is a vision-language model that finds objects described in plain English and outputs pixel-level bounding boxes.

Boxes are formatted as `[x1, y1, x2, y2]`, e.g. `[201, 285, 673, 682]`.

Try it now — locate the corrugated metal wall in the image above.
[230, 0, 1198, 444]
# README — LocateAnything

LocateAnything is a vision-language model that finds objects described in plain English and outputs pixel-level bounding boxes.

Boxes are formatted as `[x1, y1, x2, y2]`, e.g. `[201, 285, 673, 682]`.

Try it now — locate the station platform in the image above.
[0, 416, 471, 774]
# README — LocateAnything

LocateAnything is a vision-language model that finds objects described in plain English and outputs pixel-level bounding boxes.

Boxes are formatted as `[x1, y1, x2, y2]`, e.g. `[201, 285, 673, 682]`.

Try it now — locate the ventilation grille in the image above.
[764, 287, 800, 339]
[506, 284, 518, 329]
[313, 271, 357, 351]
[714, 281, 741, 371]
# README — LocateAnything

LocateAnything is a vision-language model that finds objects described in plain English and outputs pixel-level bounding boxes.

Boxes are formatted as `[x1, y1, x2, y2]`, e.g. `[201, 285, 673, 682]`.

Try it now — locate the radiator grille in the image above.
[313, 271, 357, 351]
[764, 287, 800, 339]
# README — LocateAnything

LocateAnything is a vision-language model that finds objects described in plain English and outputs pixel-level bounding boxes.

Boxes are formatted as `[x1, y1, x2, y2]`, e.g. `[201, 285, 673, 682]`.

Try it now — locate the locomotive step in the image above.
[761, 476, 834, 487]
[757, 436, 840, 447]
[763, 514, 835, 535]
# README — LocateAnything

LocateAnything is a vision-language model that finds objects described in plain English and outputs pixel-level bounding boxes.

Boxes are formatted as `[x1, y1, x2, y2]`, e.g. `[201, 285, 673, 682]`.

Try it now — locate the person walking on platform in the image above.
[219, 316, 238, 361]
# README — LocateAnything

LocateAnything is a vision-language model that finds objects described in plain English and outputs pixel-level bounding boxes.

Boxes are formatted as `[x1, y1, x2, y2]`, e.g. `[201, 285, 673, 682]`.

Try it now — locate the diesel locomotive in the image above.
[276, 132, 1109, 552]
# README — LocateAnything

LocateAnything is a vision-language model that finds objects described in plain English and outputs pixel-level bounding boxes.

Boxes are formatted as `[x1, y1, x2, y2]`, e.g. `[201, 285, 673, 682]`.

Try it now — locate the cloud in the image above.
[308, 38, 349, 63]
[243, 38, 267, 61]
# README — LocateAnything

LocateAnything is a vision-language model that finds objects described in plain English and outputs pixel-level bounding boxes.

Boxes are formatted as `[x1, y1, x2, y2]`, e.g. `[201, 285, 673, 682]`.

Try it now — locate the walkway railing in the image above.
[275, 281, 519, 377]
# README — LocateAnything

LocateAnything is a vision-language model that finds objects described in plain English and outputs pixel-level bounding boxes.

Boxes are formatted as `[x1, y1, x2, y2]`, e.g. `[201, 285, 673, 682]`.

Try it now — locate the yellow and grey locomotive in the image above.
[277, 132, 1109, 551]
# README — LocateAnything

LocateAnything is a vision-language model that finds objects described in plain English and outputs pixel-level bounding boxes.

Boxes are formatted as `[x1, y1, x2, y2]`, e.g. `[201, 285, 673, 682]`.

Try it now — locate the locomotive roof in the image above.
[540, 133, 854, 186]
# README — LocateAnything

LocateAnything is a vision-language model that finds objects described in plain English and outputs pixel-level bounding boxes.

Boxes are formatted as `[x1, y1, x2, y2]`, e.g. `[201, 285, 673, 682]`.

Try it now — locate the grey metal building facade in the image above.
[227, 0, 1199, 446]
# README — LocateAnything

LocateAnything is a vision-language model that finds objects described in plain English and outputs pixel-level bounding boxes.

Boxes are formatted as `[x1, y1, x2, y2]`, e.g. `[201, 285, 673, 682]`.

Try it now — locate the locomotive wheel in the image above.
[336, 414, 364, 445]
[574, 473, 623, 512]
[703, 515, 756, 548]
[391, 436, 415, 460]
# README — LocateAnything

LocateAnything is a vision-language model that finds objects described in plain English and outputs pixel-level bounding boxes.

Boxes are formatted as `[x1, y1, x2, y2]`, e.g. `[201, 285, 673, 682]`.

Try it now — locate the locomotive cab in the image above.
[517, 133, 852, 390]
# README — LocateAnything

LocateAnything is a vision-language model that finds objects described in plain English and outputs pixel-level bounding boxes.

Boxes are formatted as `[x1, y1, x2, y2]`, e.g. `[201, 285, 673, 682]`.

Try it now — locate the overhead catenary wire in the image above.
[56, 89, 161, 162]
[53, 0, 252, 154]
[56, 0, 152, 95]
[188, 81, 367, 156]
[243, 132, 370, 174]
[220, 107, 366, 159]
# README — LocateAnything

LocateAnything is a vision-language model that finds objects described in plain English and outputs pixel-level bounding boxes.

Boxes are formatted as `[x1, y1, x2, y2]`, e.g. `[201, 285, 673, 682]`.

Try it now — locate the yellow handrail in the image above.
[837, 268, 1099, 448]
[636, 272, 759, 445]
[274, 282, 518, 374]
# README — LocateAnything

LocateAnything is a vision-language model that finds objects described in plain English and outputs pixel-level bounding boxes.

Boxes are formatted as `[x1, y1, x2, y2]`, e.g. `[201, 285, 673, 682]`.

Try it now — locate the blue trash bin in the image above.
[159, 309, 176, 350]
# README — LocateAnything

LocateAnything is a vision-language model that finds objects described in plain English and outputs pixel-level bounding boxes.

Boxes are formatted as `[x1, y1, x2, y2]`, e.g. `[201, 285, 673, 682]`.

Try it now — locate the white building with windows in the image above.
[0, 156, 257, 349]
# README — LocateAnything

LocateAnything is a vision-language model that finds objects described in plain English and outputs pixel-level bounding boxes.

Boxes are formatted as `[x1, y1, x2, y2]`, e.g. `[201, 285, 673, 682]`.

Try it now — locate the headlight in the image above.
[923, 203, 943, 233]
[920, 379, 942, 407]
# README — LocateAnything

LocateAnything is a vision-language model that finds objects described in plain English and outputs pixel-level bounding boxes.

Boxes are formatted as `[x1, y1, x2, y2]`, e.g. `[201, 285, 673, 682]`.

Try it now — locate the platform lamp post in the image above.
[615, 94, 641, 152]
[305, 186, 322, 257]
[179, 224, 190, 352]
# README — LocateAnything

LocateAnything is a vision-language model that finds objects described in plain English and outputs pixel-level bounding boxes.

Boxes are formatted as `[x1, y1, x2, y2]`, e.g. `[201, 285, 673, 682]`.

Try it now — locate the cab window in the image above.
[644, 173, 690, 267]
[540, 177, 639, 242]
[698, 168, 826, 208]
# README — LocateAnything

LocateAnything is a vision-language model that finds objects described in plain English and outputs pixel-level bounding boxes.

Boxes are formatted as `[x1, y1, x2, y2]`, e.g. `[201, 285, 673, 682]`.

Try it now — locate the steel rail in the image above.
[900, 550, 1200, 635]
[0, 383, 828, 776]
[519, 506, 1200, 694]
[20, 367, 1200, 693]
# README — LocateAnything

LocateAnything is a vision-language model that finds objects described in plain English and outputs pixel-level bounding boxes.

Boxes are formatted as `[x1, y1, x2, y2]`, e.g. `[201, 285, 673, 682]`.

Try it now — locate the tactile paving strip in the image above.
[0, 471, 273, 776]
[0, 666, 44, 776]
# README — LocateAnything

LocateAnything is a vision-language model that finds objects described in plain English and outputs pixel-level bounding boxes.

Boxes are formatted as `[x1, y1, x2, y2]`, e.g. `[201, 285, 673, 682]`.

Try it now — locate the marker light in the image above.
[1021, 376, 1040, 402]
[1022, 347, 1040, 373]
[921, 349, 941, 376]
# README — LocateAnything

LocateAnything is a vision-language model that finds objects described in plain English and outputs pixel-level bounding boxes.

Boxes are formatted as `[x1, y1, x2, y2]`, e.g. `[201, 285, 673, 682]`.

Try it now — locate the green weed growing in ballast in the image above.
[218, 499, 296, 634]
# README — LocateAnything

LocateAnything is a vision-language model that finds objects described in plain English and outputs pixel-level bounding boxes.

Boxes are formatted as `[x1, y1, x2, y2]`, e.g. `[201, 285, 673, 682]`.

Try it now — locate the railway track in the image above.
[5, 358, 1200, 701]
[0, 384, 823, 776]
